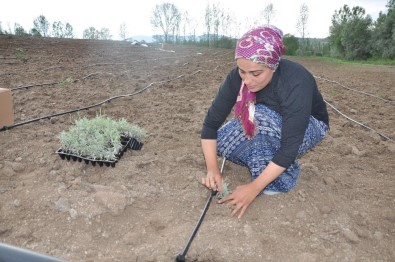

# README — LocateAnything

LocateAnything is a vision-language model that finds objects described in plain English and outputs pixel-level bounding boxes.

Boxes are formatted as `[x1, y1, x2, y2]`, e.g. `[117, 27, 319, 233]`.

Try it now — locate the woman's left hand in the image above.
[218, 182, 261, 219]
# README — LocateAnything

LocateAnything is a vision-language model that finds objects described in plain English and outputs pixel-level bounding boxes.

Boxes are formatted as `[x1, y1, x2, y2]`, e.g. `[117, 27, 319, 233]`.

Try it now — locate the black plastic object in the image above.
[0, 243, 65, 262]
[56, 137, 131, 167]
[176, 190, 217, 262]
[175, 157, 227, 262]
[129, 138, 144, 150]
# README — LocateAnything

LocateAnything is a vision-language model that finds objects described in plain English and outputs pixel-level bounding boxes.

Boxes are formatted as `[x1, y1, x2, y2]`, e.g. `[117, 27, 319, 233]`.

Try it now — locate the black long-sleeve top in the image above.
[201, 58, 329, 168]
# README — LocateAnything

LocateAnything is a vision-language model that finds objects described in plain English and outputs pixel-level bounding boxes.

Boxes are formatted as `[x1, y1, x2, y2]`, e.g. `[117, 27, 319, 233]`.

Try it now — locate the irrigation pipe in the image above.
[314, 75, 394, 103]
[10, 72, 102, 91]
[3, 54, 393, 143]
[176, 157, 227, 262]
[325, 99, 394, 142]
[0, 74, 185, 132]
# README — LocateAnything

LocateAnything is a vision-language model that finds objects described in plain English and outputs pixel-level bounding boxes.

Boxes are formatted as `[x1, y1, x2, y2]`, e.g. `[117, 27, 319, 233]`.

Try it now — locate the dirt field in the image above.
[0, 35, 394, 262]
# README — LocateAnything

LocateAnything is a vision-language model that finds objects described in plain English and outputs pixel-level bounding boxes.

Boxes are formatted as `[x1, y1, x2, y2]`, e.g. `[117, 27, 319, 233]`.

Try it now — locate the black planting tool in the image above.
[175, 157, 226, 262]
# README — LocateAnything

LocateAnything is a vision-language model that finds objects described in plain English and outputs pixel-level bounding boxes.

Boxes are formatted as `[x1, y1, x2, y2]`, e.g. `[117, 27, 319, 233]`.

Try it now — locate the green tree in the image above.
[30, 28, 41, 36]
[14, 23, 28, 35]
[329, 5, 372, 60]
[33, 15, 49, 37]
[52, 21, 65, 37]
[371, 0, 395, 58]
[83, 27, 99, 39]
[98, 27, 112, 40]
[64, 23, 74, 38]
[283, 34, 299, 55]
[151, 3, 181, 43]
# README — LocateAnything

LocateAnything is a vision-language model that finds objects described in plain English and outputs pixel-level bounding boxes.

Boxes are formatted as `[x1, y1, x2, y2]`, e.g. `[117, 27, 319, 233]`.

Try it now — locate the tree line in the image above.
[1, 1, 394, 61]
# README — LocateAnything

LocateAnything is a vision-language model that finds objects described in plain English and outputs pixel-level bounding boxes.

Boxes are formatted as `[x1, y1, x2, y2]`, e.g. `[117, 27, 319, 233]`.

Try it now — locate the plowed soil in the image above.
[0, 35, 394, 261]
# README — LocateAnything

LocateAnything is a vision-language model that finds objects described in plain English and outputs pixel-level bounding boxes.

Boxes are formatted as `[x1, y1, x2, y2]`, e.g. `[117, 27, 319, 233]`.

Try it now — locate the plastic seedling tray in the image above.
[129, 138, 144, 150]
[56, 137, 132, 167]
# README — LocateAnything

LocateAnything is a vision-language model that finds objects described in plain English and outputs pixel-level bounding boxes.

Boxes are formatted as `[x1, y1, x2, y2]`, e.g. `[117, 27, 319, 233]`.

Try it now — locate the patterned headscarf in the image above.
[234, 25, 285, 138]
[235, 24, 285, 70]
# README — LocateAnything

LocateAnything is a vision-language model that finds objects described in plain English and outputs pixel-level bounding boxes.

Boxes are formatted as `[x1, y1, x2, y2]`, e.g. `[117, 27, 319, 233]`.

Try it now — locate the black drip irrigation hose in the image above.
[0, 75, 184, 133]
[175, 157, 226, 262]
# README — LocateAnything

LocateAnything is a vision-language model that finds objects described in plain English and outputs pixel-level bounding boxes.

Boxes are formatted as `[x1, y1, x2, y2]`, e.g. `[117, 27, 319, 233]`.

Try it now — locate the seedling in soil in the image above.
[58, 77, 74, 87]
[14, 48, 27, 62]
[216, 179, 231, 199]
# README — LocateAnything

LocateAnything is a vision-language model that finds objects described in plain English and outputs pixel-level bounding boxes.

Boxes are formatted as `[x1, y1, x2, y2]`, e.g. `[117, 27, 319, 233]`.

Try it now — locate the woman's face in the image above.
[236, 58, 274, 93]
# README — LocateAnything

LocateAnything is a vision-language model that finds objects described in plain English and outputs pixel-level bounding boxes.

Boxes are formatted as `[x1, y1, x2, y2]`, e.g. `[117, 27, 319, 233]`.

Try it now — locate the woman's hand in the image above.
[218, 182, 261, 219]
[201, 170, 223, 192]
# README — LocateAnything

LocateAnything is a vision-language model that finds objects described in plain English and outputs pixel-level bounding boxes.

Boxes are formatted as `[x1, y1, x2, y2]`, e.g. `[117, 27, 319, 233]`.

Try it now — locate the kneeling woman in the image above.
[200, 25, 329, 219]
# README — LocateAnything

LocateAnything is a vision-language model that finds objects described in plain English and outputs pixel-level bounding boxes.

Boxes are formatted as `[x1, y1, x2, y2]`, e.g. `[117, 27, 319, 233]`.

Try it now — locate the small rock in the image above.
[355, 227, 370, 239]
[15, 157, 23, 162]
[385, 142, 395, 153]
[4, 161, 25, 173]
[343, 228, 359, 243]
[351, 146, 366, 156]
[69, 208, 78, 219]
[55, 197, 70, 212]
[94, 191, 127, 216]
[49, 170, 59, 176]
[13, 199, 21, 207]
[323, 176, 336, 186]
[1, 166, 15, 177]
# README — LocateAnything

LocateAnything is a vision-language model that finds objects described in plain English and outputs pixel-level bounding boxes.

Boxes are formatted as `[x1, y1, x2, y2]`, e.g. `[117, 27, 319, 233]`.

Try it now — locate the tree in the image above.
[52, 21, 65, 38]
[329, 5, 372, 60]
[30, 28, 41, 36]
[83, 27, 100, 39]
[33, 15, 50, 37]
[98, 27, 112, 40]
[64, 23, 74, 38]
[283, 34, 299, 55]
[151, 3, 181, 43]
[204, 2, 226, 47]
[204, 3, 213, 46]
[371, 0, 395, 58]
[262, 3, 275, 24]
[296, 3, 309, 40]
[14, 23, 28, 35]
[119, 22, 128, 40]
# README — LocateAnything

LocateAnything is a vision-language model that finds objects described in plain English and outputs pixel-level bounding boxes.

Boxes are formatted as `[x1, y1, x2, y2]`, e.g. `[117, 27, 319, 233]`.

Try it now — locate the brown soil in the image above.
[0, 35, 394, 262]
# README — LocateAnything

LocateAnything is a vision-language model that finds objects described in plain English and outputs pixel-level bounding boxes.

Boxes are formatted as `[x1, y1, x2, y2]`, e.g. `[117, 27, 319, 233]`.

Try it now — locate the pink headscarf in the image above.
[234, 25, 285, 138]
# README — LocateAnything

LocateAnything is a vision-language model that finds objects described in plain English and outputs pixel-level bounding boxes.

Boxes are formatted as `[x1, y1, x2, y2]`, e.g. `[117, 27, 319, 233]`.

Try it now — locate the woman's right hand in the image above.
[201, 170, 223, 192]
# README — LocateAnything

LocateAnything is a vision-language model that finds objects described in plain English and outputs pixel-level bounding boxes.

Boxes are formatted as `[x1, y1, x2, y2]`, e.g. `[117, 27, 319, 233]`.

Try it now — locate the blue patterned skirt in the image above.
[217, 104, 328, 194]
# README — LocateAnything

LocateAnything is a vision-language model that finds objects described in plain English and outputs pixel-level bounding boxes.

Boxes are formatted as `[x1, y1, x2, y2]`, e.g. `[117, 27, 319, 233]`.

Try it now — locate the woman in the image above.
[200, 25, 329, 219]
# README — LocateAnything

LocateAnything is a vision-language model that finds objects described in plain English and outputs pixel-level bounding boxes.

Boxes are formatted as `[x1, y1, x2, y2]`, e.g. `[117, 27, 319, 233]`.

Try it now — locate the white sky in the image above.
[0, 0, 389, 39]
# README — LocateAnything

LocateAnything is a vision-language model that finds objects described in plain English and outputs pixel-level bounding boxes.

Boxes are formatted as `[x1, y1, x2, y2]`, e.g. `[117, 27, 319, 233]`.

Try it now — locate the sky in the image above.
[0, 0, 390, 40]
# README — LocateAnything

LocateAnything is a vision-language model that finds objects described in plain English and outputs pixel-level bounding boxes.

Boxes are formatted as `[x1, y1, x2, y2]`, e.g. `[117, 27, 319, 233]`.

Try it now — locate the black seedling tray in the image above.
[56, 137, 132, 167]
[129, 138, 144, 150]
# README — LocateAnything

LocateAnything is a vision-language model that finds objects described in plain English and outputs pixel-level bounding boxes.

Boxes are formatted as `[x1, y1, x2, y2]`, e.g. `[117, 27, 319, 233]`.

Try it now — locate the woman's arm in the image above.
[200, 139, 223, 192]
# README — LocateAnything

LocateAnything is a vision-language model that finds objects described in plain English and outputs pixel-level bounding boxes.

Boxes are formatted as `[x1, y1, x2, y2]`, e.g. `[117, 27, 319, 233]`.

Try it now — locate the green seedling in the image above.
[58, 77, 74, 87]
[216, 179, 231, 199]
[58, 114, 147, 161]
[14, 48, 27, 62]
